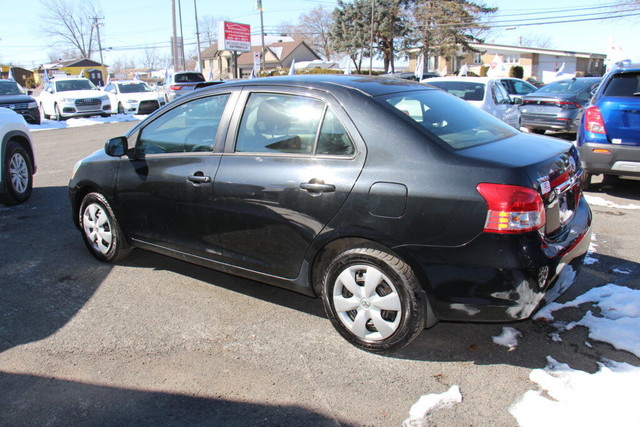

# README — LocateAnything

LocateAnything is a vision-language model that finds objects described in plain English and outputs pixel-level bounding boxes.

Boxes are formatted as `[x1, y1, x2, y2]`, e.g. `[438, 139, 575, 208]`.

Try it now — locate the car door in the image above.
[492, 81, 520, 128]
[213, 89, 365, 279]
[115, 91, 237, 259]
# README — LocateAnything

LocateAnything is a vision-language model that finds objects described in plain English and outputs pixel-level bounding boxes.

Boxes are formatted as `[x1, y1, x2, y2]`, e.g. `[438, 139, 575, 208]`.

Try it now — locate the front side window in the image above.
[380, 89, 517, 149]
[137, 94, 230, 155]
[235, 93, 354, 156]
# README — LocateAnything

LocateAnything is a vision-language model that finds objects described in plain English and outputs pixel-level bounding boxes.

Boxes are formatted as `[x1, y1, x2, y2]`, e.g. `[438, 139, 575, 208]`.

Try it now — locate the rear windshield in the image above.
[535, 79, 599, 95]
[602, 72, 640, 97]
[427, 81, 485, 101]
[175, 73, 205, 83]
[378, 89, 517, 149]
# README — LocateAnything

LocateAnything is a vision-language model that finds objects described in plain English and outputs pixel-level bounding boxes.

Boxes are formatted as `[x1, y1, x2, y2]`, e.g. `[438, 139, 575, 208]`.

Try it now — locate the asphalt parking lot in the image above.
[1, 122, 638, 426]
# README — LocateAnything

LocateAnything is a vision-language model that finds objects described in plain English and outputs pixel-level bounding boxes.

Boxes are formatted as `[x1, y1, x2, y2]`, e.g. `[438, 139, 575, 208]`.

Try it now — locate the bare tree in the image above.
[519, 33, 553, 49]
[39, 0, 101, 59]
[142, 47, 160, 69]
[198, 15, 221, 47]
[294, 6, 334, 60]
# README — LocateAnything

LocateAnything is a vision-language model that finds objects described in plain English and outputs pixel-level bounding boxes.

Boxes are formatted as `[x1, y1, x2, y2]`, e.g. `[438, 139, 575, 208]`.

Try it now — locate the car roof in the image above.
[209, 74, 434, 98]
[113, 80, 147, 84]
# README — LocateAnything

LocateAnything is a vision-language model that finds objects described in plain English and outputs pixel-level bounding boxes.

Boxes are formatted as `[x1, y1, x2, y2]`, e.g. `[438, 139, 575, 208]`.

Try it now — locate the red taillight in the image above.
[585, 105, 606, 134]
[476, 183, 546, 234]
[170, 85, 183, 90]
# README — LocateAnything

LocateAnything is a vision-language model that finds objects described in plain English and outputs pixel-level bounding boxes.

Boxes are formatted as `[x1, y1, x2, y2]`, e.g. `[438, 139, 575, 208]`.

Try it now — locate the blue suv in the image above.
[577, 63, 640, 188]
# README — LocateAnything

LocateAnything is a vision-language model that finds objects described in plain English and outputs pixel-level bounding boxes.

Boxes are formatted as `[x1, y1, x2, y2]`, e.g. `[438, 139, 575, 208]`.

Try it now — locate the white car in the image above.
[103, 80, 166, 115]
[0, 108, 36, 205]
[39, 77, 111, 121]
[424, 77, 521, 129]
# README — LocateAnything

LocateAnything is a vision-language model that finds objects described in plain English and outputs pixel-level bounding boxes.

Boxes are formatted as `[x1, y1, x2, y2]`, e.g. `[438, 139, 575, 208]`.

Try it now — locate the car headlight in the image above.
[71, 160, 82, 180]
[59, 98, 75, 103]
[28, 102, 38, 108]
[99, 95, 109, 101]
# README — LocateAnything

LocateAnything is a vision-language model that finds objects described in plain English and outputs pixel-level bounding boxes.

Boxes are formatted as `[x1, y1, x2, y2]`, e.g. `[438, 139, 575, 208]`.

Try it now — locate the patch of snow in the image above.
[510, 356, 640, 426]
[584, 233, 598, 265]
[584, 194, 640, 210]
[28, 114, 142, 132]
[403, 385, 462, 427]
[492, 327, 521, 351]
[585, 341, 592, 348]
[550, 332, 562, 342]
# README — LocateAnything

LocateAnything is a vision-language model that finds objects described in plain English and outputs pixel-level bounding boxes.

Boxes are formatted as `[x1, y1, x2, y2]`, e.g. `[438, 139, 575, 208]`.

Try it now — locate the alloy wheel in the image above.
[9, 152, 29, 195]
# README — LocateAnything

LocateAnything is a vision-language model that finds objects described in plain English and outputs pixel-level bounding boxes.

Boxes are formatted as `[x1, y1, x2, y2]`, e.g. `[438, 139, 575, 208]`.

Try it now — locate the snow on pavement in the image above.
[403, 385, 462, 427]
[28, 114, 142, 132]
[492, 326, 521, 351]
[584, 233, 598, 265]
[584, 194, 640, 210]
[511, 284, 640, 426]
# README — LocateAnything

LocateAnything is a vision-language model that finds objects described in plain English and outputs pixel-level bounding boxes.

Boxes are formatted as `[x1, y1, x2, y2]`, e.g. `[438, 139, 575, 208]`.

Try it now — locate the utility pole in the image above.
[178, 0, 186, 70]
[171, 0, 179, 72]
[257, 0, 265, 71]
[194, 0, 202, 72]
[369, 0, 375, 75]
[93, 17, 106, 85]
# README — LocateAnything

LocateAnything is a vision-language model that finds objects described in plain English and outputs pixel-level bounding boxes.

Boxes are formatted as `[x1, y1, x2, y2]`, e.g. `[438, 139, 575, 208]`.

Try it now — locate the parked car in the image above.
[426, 77, 521, 128]
[577, 63, 640, 188]
[39, 77, 111, 120]
[383, 71, 441, 81]
[69, 75, 591, 352]
[498, 77, 538, 101]
[1, 108, 36, 205]
[520, 77, 601, 134]
[0, 79, 41, 125]
[158, 71, 206, 102]
[104, 80, 166, 115]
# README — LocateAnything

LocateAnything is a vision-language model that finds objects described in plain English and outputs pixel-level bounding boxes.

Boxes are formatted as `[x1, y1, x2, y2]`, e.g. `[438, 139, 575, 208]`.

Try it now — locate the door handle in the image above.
[300, 180, 335, 193]
[187, 174, 211, 184]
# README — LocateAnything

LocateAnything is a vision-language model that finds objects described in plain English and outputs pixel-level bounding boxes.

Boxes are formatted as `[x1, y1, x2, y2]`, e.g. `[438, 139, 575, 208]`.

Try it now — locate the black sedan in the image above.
[69, 75, 591, 352]
[0, 79, 41, 124]
[520, 77, 601, 134]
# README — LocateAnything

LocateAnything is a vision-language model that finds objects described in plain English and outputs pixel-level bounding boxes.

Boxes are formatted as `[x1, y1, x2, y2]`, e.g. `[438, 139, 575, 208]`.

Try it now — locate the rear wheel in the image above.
[322, 246, 425, 353]
[580, 172, 592, 191]
[1, 141, 33, 205]
[79, 192, 130, 262]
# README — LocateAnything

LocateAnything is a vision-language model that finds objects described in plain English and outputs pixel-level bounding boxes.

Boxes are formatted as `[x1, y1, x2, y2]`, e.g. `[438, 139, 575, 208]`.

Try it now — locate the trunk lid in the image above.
[599, 97, 640, 145]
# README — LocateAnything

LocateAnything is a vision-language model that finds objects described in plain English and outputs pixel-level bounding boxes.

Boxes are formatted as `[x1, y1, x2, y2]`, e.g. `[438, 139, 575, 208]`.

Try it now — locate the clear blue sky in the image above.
[1, 0, 638, 69]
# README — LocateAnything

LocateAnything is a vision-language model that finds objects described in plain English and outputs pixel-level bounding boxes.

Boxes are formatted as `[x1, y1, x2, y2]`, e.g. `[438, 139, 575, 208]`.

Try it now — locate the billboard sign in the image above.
[218, 21, 251, 52]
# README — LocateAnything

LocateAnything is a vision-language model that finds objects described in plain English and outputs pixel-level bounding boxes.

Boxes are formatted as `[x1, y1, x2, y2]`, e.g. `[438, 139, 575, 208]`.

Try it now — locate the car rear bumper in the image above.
[521, 113, 580, 132]
[396, 196, 592, 323]
[578, 142, 640, 176]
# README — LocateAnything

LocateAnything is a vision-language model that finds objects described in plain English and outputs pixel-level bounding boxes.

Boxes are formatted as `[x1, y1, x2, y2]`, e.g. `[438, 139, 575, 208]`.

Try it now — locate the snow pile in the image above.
[510, 357, 640, 426]
[28, 114, 142, 132]
[492, 327, 521, 351]
[403, 385, 462, 427]
[584, 194, 640, 210]
[584, 233, 598, 265]
[534, 284, 640, 358]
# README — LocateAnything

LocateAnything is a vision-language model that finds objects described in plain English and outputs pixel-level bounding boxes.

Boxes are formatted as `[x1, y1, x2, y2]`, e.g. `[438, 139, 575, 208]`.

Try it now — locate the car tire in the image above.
[54, 104, 65, 121]
[117, 103, 125, 114]
[79, 192, 130, 262]
[322, 246, 425, 353]
[39, 103, 49, 120]
[531, 129, 546, 134]
[1, 141, 33, 205]
[580, 172, 592, 191]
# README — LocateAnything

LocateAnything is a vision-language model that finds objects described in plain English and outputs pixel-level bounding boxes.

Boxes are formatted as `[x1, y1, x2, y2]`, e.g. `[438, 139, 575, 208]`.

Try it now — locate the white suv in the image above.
[39, 77, 111, 120]
[0, 108, 36, 205]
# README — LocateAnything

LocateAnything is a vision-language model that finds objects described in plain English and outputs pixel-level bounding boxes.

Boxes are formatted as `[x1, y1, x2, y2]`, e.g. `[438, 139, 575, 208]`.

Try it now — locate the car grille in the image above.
[75, 98, 102, 112]
[0, 102, 30, 110]
[138, 100, 160, 114]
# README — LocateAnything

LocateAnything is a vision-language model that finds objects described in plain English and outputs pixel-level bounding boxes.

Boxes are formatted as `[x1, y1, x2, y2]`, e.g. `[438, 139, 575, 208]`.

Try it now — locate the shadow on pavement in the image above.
[0, 372, 350, 426]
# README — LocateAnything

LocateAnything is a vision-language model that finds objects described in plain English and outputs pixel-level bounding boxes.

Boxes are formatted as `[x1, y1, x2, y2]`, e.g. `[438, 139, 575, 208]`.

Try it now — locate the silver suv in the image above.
[158, 71, 206, 102]
[0, 108, 36, 204]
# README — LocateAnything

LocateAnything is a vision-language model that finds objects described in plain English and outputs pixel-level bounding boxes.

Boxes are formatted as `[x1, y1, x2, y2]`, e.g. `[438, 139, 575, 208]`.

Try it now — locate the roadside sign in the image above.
[218, 21, 251, 52]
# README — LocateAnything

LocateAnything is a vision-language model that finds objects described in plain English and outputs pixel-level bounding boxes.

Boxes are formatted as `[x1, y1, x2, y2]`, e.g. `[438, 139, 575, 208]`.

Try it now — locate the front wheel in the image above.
[117, 103, 125, 114]
[322, 247, 425, 353]
[79, 192, 130, 262]
[1, 141, 33, 205]
[54, 104, 65, 121]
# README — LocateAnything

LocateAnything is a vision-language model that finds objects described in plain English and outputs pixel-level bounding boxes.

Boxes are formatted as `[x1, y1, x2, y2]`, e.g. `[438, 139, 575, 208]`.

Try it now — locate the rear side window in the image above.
[235, 93, 355, 156]
[380, 89, 517, 149]
[603, 73, 640, 97]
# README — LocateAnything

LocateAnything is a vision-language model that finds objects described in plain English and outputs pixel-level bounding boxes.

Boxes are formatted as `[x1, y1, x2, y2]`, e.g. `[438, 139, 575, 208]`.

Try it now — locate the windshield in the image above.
[55, 79, 96, 92]
[427, 81, 486, 101]
[0, 81, 26, 95]
[535, 79, 599, 95]
[379, 89, 517, 149]
[175, 73, 205, 83]
[118, 82, 153, 93]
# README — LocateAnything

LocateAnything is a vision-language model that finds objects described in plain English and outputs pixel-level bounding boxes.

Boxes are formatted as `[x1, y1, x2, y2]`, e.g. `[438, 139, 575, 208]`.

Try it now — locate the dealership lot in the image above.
[1, 122, 639, 425]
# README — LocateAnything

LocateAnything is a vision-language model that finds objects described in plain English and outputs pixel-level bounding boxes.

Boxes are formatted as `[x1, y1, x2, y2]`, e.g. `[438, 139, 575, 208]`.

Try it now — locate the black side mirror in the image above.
[512, 96, 523, 105]
[27, 90, 33, 95]
[105, 136, 128, 157]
